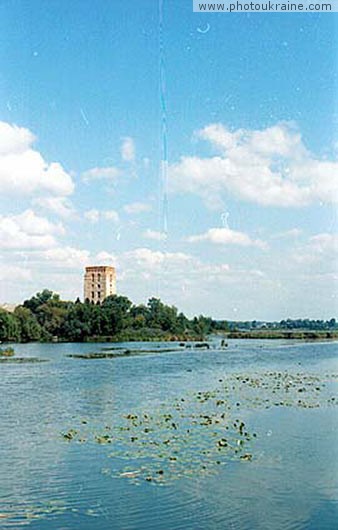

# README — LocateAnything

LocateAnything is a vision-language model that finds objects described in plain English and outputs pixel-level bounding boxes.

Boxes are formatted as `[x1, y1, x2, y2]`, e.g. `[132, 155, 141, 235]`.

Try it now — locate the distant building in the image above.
[84, 266, 116, 304]
[0, 303, 16, 313]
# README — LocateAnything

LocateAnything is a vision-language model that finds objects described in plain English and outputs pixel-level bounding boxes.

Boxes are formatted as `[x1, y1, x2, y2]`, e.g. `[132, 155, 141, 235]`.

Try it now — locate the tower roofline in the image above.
[85, 265, 115, 271]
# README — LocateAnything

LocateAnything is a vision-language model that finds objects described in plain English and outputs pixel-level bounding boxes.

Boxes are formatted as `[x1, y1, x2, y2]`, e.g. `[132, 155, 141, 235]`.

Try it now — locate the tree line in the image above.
[0, 290, 213, 343]
[0, 289, 336, 343]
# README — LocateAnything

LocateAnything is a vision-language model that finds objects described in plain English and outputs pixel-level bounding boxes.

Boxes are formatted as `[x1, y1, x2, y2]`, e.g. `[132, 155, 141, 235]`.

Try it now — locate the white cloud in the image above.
[0, 263, 32, 282]
[0, 121, 34, 155]
[0, 121, 74, 197]
[40, 246, 90, 268]
[121, 247, 234, 282]
[33, 196, 75, 218]
[121, 137, 135, 162]
[187, 227, 267, 249]
[24, 246, 117, 271]
[124, 247, 192, 269]
[143, 229, 167, 241]
[84, 209, 119, 224]
[309, 233, 338, 254]
[84, 209, 100, 223]
[291, 232, 338, 267]
[123, 201, 152, 214]
[23, 247, 117, 278]
[94, 251, 117, 265]
[103, 210, 120, 223]
[0, 210, 63, 250]
[82, 166, 120, 183]
[272, 228, 303, 239]
[170, 122, 338, 208]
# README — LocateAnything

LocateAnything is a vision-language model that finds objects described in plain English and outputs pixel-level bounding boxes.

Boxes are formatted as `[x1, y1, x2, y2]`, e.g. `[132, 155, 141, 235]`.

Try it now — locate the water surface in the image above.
[1, 340, 338, 529]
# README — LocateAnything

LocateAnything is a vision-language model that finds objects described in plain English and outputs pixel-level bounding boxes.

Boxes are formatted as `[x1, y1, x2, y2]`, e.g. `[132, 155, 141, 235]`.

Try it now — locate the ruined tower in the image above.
[83, 266, 116, 304]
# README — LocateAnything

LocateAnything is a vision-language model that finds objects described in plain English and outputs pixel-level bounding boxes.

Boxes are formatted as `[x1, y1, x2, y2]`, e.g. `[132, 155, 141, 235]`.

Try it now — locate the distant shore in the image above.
[225, 330, 338, 341]
[3, 331, 337, 345]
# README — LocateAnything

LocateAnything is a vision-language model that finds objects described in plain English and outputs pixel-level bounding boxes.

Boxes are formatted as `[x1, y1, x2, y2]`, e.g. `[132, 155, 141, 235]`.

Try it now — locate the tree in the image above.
[328, 318, 336, 329]
[192, 315, 212, 336]
[130, 304, 149, 329]
[23, 290, 56, 313]
[146, 298, 179, 332]
[13, 307, 43, 341]
[101, 295, 133, 334]
[0, 309, 20, 342]
[60, 302, 92, 341]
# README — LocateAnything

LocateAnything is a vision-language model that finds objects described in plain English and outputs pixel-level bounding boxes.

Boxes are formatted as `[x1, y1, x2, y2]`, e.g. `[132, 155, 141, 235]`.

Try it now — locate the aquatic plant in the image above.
[61, 368, 338, 486]
[0, 346, 15, 357]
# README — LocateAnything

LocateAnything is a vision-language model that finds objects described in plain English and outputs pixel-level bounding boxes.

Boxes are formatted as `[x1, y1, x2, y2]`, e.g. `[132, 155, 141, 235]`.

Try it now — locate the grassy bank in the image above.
[227, 330, 338, 340]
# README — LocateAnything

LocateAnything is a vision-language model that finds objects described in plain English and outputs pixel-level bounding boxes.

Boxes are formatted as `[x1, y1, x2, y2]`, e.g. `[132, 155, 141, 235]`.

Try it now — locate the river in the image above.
[1, 339, 338, 529]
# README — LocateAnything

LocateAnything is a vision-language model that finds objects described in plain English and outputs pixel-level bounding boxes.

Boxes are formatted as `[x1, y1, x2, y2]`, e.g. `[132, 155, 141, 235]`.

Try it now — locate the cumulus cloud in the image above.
[291, 232, 338, 267]
[40, 246, 90, 268]
[84, 209, 99, 223]
[33, 196, 75, 218]
[0, 210, 63, 250]
[103, 210, 120, 222]
[187, 227, 267, 249]
[169, 122, 338, 208]
[124, 248, 232, 278]
[0, 121, 74, 197]
[124, 248, 192, 269]
[0, 263, 32, 282]
[272, 228, 303, 239]
[23, 246, 117, 272]
[84, 209, 119, 224]
[123, 201, 152, 214]
[121, 137, 135, 162]
[94, 251, 117, 264]
[82, 166, 120, 183]
[309, 233, 338, 254]
[143, 229, 167, 241]
[120, 248, 231, 287]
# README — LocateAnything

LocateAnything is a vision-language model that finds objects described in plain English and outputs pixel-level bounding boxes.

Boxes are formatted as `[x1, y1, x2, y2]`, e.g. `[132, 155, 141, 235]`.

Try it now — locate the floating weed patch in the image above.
[0, 499, 74, 524]
[0, 347, 15, 357]
[66, 351, 134, 359]
[61, 369, 338, 486]
[217, 371, 338, 410]
[0, 357, 48, 364]
[67, 348, 185, 360]
[62, 403, 256, 485]
[100, 347, 128, 351]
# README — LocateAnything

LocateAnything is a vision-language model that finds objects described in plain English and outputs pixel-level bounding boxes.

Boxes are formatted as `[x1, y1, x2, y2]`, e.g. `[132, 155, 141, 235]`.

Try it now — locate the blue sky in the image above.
[0, 1, 337, 320]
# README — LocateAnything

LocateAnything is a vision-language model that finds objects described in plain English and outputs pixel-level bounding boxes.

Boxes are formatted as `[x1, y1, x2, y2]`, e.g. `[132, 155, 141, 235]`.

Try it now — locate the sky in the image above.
[0, 0, 337, 320]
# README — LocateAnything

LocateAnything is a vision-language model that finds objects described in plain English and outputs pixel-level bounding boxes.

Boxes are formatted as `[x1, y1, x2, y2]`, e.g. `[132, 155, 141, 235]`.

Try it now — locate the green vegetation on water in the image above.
[61, 369, 338, 485]
[0, 346, 15, 356]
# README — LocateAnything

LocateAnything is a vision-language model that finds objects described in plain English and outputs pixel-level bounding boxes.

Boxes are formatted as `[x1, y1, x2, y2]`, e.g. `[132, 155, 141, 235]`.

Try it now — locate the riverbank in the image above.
[226, 330, 338, 340]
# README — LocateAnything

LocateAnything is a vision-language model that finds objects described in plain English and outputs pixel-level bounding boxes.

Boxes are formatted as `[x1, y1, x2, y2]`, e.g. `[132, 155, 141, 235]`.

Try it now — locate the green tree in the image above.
[60, 302, 92, 341]
[14, 307, 43, 341]
[23, 289, 56, 313]
[146, 298, 179, 332]
[101, 295, 133, 334]
[192, 315, 212, 337]
[0, 309, 20, 341]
